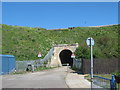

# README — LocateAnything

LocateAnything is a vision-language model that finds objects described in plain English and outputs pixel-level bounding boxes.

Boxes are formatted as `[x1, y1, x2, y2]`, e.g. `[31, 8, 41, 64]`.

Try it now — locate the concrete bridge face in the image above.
[50, 44, 78, 66]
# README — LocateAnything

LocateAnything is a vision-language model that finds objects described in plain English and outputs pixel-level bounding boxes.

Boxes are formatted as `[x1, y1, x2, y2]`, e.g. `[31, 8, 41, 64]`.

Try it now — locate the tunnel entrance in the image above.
[59, 49, 73, 66]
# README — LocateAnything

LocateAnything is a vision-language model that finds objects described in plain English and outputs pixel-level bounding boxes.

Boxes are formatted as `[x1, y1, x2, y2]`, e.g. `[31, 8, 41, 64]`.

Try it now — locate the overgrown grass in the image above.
[1, 24, 119, 60]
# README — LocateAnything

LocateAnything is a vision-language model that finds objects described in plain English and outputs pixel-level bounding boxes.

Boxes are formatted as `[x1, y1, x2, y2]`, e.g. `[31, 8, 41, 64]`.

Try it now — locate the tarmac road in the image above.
[2, 67, 68, 88]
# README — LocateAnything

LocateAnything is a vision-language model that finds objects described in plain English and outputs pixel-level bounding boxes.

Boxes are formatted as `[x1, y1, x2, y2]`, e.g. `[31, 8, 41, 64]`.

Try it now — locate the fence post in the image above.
[81, 59, 84, 74]
[110, 75, 116, 90]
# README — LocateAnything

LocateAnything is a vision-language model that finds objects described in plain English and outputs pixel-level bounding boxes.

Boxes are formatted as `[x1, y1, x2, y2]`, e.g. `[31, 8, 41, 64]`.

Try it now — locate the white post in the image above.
[67, 63, 69, 73]
[90, 37, 93, 89]
[86, 37, 94, 89]
[32, 65, 34, 72]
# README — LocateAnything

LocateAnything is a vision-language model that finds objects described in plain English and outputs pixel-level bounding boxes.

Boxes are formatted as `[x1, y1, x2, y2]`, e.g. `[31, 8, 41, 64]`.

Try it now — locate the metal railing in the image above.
[92, 75, 116, 90]
[72, 58, 82, 73]
[16, 47, 54, 71]
[40, 47, 54, 63]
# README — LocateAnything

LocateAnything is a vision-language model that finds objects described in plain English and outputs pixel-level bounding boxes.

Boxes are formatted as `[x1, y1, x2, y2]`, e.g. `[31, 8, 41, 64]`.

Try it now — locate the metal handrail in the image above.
[93, 75, 111, 81]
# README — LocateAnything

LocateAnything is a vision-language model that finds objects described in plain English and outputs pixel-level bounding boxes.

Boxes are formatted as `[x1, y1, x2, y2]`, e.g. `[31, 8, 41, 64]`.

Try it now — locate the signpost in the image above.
[86, 37, 94, 89]
[38, 52, 42, 67]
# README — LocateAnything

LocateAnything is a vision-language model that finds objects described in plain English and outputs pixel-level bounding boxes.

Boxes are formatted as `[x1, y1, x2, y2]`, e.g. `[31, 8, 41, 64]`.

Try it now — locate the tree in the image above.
[74, 46, 90, 59]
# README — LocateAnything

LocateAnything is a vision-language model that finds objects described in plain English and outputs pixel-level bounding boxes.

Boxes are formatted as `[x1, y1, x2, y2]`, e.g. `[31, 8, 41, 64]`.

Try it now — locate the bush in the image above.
[113, 71, 120, 77]
[74, 45, 90, 59]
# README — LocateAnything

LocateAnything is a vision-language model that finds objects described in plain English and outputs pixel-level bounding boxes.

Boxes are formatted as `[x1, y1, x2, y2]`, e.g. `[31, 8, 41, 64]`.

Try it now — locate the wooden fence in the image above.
[81, 58, 119, 74]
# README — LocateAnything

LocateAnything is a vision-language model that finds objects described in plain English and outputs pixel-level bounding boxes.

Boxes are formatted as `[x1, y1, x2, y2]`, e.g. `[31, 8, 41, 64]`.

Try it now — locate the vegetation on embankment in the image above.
[1, 24, 119, 60]
[84, 74, 112, 80]
[11, 66, 56, 75]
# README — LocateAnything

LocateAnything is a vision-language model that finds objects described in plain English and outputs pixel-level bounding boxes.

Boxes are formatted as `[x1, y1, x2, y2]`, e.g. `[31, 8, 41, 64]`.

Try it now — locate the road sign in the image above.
[38, 52, 42, 57]
[86, 37, 94, 46]
[71, 53, 75, 58]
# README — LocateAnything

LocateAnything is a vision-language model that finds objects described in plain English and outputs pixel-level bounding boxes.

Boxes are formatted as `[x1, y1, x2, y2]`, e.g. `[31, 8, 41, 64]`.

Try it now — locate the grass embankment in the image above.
[1, 24, 119, 60]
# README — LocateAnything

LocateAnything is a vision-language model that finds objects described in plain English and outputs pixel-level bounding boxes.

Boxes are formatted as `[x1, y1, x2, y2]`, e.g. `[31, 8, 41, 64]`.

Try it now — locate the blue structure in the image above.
[0, 55, 16, 75]
[93, 75, 116, 90]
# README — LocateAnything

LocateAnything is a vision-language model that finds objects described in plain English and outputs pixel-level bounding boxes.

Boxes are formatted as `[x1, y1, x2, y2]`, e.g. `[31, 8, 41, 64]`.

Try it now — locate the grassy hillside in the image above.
[1, 24, 119, 60]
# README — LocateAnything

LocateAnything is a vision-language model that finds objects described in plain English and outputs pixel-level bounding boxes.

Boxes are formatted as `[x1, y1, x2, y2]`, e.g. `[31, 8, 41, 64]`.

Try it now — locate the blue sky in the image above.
[2, 2, 118, 29]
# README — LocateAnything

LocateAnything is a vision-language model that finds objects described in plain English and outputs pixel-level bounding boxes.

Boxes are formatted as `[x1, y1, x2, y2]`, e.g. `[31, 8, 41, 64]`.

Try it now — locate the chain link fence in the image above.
[72, 58, 82, 73]
[16, 48, 54, 71]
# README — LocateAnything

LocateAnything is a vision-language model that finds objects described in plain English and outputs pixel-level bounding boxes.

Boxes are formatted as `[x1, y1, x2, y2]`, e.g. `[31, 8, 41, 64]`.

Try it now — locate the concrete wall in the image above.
[50, 44, 78, 66]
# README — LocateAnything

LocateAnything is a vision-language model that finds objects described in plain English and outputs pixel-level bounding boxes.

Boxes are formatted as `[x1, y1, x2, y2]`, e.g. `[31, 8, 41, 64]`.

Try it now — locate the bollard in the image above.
[110, 75, 116, 90]
[32, 65, 34, 72]
[67, 63, 69, 73]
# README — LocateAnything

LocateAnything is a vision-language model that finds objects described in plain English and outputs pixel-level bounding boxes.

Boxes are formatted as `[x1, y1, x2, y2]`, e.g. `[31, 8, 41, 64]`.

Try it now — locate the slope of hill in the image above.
[1, 24, 119, 60]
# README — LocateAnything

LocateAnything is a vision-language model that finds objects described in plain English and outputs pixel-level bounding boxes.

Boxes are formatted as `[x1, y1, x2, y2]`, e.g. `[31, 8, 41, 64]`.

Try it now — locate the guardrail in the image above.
[16, 48, 54, 71]
[93, 75, 116, 90]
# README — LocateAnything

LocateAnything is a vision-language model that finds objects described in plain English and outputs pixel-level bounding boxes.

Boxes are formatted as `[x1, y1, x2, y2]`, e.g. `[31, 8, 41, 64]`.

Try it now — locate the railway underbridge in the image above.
[49, 43, 78, 66]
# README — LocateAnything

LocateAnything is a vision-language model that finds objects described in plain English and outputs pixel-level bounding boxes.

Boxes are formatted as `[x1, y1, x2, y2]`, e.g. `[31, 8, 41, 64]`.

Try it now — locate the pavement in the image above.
[65, 67, 91, 88]
[2, 66, 91, 89]
[2, 67, 68, 88]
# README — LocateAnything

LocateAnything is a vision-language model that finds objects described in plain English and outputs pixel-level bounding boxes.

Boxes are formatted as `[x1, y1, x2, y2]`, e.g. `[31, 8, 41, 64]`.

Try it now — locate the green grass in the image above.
[34, 66, 56, 71]
[1, 24, 119, 60]
[11, 71, 31, 75]
[85, 74, 112, 80]
[84, 74, 112, 82]
[94, 74, 112, 79]
[10, 66, 56, 75]
[116, 84, 120, 89]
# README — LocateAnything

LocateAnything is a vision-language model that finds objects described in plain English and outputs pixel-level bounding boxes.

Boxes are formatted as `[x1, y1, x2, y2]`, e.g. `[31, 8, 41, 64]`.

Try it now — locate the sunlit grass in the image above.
[2, 24, 119, 60]
[10, 66, 56, 75]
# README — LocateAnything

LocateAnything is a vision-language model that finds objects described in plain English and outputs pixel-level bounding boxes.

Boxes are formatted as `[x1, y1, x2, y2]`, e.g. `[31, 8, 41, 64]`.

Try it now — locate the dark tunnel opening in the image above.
[59, 49, 73, 66]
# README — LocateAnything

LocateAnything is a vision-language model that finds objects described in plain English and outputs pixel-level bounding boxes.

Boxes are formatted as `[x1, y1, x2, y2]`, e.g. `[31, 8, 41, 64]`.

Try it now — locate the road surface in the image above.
[2, 67, 68, 88]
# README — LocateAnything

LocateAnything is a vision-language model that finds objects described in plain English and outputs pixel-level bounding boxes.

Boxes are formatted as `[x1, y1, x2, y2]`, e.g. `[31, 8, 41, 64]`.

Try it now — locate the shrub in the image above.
[74, 46, 90, 59]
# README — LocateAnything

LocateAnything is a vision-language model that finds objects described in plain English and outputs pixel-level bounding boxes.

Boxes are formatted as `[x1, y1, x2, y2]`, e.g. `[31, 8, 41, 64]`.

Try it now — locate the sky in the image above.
[2, 2, 118, 29]
[2, 0, 120, 2]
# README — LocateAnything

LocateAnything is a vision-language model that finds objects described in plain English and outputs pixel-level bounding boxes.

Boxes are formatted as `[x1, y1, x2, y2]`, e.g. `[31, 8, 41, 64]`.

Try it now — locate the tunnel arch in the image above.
[59, 49, 73, 66]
